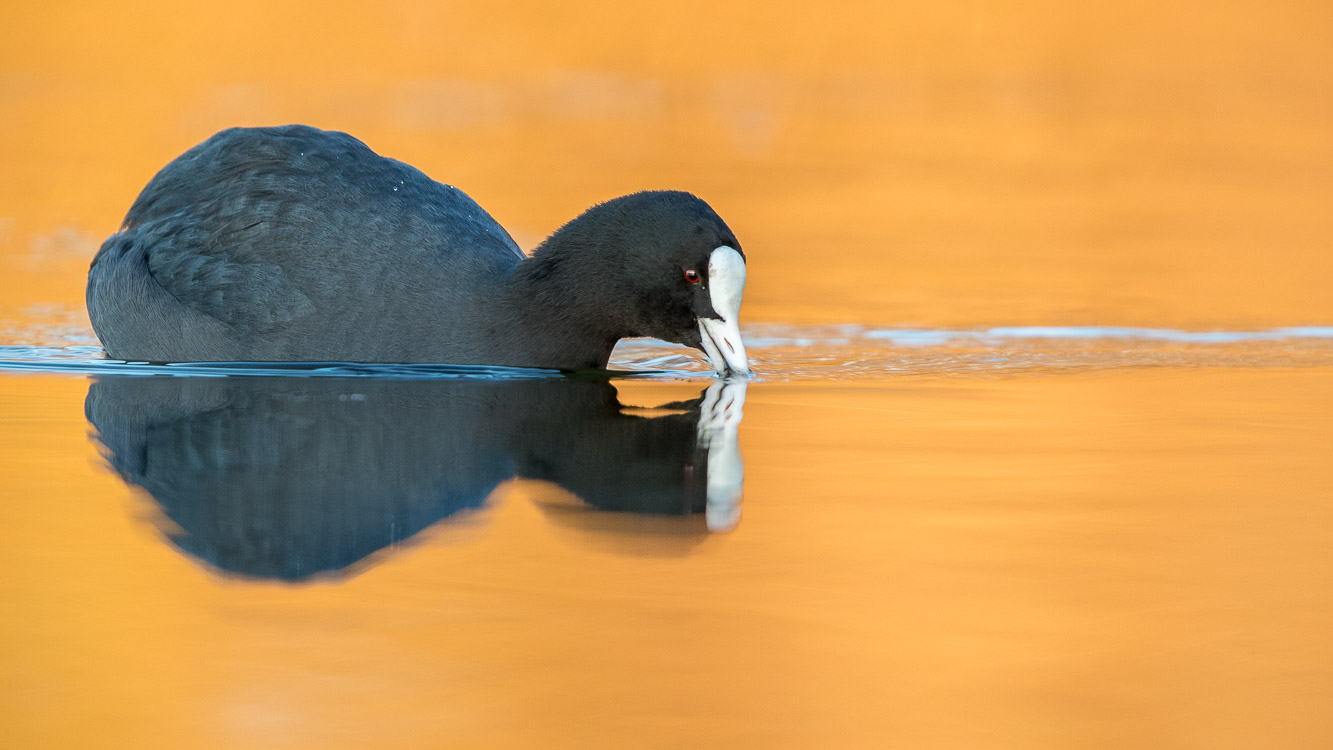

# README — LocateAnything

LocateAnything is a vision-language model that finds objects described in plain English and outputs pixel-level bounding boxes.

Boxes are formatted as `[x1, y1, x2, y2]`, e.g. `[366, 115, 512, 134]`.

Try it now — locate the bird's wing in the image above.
[137, 215, 315, 336]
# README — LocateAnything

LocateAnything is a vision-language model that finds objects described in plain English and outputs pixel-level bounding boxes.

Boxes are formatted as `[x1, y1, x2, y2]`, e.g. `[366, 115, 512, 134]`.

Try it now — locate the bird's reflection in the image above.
[85, 374, 745, 581]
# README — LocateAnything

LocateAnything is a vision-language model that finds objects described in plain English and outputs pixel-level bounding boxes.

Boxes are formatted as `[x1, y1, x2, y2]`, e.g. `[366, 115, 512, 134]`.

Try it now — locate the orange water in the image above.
[3, 368, 1332, 748]
[3, 2, 1333, 748]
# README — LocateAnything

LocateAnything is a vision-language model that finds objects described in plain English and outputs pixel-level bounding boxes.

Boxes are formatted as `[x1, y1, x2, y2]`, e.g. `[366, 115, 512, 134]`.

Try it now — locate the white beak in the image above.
[698, 246, 750, 378]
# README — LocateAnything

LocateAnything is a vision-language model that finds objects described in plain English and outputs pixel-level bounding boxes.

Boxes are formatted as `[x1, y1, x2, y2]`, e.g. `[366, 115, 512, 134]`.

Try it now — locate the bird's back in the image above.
[89, 125, 525, 362]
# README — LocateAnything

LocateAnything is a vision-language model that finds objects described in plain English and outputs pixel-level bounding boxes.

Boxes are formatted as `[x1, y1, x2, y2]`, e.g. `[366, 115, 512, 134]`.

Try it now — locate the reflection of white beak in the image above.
[699, 246, 750, 378]
[698, 381, 746, 532]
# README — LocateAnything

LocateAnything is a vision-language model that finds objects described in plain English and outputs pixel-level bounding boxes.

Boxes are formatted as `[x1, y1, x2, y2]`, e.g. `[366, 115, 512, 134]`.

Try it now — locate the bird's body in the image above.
[88, 125, 750, 374]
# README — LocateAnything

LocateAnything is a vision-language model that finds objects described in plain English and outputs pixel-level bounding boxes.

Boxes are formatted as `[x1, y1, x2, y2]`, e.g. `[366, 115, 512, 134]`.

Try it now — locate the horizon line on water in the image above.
[2, 324, 1333, 379]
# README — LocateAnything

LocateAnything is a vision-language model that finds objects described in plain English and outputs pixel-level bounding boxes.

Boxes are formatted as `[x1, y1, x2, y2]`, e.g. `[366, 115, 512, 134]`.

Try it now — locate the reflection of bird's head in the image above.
[513, 386, 709, 516]
[523, 381, 747, 554]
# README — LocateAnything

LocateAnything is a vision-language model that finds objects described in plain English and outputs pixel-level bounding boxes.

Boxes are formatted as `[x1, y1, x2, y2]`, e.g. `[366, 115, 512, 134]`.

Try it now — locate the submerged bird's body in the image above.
[88, 125, 749, 374]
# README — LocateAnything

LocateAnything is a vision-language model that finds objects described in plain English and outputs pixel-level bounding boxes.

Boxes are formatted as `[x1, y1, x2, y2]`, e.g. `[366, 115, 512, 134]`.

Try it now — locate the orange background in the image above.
[3, 0, 1332, 329]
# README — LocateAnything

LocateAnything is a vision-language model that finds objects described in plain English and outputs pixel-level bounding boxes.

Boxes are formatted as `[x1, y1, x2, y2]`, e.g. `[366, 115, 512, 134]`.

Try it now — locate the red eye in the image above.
[684, 269, 700, 284]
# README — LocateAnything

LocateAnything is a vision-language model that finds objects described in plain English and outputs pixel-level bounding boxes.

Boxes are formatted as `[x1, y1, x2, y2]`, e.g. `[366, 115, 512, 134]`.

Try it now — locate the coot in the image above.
[87, 125, 749, 375]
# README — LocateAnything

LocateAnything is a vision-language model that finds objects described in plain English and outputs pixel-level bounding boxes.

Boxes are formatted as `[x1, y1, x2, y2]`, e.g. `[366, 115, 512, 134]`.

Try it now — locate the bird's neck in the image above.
[491, 249, 623, 371]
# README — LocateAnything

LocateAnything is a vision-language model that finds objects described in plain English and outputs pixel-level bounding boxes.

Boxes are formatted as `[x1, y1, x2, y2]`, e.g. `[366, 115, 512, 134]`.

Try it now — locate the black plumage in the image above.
[88, 124, 743, 370]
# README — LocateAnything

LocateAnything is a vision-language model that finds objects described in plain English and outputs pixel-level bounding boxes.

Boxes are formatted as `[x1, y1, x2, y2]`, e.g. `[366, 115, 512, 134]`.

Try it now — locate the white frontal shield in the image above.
[698, 246, 750, 377]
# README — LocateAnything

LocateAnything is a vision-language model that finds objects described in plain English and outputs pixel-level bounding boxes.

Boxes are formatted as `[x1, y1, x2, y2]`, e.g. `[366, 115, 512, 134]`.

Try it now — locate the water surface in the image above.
[3, 319, 1333, 748]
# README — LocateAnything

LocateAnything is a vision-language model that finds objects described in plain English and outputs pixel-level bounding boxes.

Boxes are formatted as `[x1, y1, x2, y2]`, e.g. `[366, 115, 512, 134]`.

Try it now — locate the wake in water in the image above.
[2, 322, 1333, 381]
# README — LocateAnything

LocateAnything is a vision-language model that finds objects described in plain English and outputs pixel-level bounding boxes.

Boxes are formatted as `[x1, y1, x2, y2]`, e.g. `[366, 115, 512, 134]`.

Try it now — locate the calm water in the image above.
[3, 320, 1333, 747]
[5, 1, 1333, 747]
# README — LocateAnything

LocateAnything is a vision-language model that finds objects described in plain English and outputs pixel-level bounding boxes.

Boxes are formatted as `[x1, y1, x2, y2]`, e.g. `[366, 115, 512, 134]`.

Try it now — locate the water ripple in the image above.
[3, 324, 1333, 381]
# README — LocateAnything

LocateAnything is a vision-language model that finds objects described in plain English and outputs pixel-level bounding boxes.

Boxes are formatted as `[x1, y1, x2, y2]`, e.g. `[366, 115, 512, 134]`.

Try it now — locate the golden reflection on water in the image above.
[3, 370, 1333, 747]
